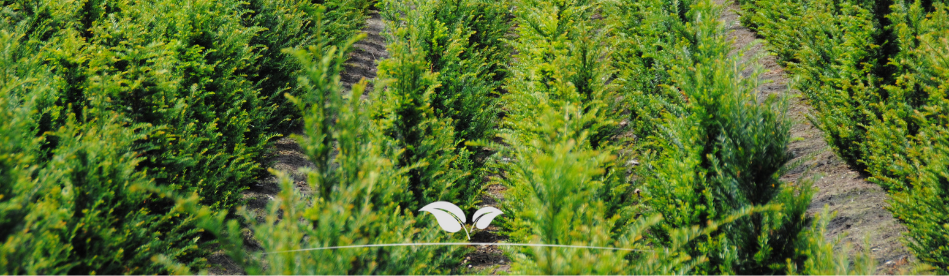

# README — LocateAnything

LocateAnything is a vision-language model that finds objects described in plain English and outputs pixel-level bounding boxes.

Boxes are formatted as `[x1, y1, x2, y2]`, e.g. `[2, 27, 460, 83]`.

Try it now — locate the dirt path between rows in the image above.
[205, 10, 388, 275]
[458, 12, 522, 276]
[716, 0, 912, 273]
[462, 181, 511, 274]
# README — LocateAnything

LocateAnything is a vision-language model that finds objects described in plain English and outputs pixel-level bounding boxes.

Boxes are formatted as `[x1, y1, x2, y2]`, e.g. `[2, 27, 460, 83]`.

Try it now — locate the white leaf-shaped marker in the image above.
[471, 207, 503, 229]
[419, 201, 466, 233]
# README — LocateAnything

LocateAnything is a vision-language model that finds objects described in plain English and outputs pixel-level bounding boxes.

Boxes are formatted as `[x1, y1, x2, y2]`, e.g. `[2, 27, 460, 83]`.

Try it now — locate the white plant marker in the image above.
[419, 201, 504, 240]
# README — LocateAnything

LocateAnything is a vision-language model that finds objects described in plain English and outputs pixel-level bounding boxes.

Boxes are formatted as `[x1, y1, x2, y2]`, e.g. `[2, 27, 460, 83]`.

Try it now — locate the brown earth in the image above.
[204, 10, 388, 275]
[462, 182, 512, 274]
[717, 0, 914, 273]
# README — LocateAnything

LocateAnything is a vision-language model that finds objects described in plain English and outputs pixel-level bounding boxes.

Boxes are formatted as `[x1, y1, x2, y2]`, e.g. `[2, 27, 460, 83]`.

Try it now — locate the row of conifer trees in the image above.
[739, 0, 949, 272]
[0, 0, 375, 273]
[0, 0, 897, 274]
[494, 0, 872, 274]
[201, 0, 513, 274]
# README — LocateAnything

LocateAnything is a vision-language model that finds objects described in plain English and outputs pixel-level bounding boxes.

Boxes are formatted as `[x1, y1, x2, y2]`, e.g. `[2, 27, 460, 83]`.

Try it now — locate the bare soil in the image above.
[204, 10, 389, 275]
[717, 1, 914, 273]
[462, 183, 512, 274]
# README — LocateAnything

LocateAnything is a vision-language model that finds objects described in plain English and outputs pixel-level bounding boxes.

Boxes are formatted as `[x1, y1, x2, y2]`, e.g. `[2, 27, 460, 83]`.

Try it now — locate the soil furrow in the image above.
[716, 1, 913, 273]
[462, 182, 511, 274]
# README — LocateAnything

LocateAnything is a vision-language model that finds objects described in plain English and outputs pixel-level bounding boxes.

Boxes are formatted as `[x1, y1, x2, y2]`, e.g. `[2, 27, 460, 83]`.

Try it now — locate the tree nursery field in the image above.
[1, 0, 947, 274]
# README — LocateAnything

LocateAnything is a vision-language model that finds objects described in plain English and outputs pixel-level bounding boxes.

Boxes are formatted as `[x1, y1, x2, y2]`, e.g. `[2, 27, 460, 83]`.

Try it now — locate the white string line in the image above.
[264, 243, 653, 254]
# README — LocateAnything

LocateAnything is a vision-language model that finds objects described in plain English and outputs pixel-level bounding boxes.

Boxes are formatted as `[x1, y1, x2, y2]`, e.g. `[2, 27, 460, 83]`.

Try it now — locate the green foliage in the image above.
[493, 0, 862, 273]
[204, 46, 467, 274]
[0, 4, 205, 273]
[381, 0, 510, 144]
[498, 103, 706, 274]
[501, 0, 620, 149]
[787, 209, 876, 275]
[0, 55, 205, 274]
[375, 0, 511, 211]
[634, 2, 812, 273]
[246, 0, 372, 132]
[7, 0, 370, 209]
[374, 27, 467, 211]
[0, 0, 371, 273]
[500, 104, 630, 274]
[608, 0, 872, 274]
[607, 0, 698, 139]
[741, 0, 883, 170]
[883, 14, 949, 266]
[888, 10, 949, 272]
[865, 1, 949, 191]
[499, 0, 626, 241]
[742, 0, 949, 270]
[1, 0, 914, 273]
[75, 0, 269, 210]
[495, 0, 704, 273]
[206, 0, 515, 272]
[890, 140, 949, 274]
